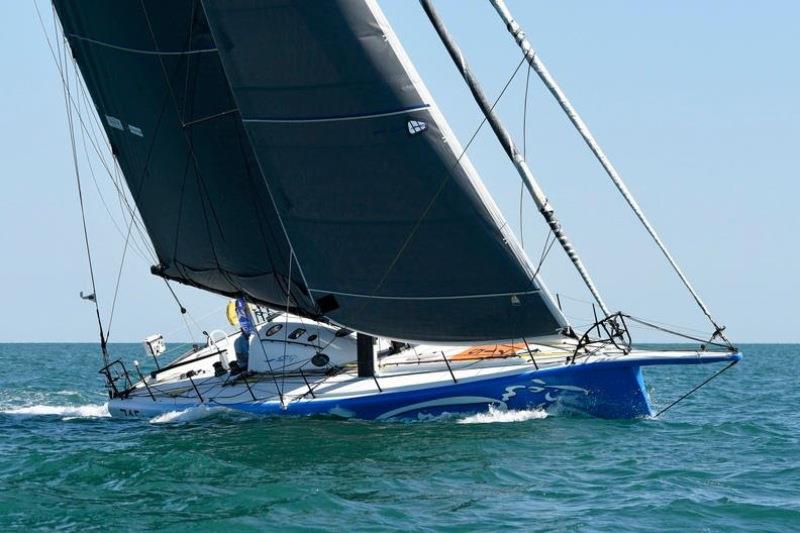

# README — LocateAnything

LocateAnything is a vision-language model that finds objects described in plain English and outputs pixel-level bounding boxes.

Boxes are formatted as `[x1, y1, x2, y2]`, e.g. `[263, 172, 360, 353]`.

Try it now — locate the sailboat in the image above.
[48, 0, 740, 421]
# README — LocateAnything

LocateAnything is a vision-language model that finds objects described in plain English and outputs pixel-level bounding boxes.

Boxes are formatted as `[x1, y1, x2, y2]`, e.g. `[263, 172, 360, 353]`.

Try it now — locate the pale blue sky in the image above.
[0, 1, 797, 343]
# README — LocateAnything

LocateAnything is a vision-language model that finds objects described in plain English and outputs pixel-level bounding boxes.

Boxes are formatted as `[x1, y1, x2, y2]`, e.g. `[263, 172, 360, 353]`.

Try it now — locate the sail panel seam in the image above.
[241, 104, 430, 124]
[66, 33, 217, 56]
[310, 289, 541, 301]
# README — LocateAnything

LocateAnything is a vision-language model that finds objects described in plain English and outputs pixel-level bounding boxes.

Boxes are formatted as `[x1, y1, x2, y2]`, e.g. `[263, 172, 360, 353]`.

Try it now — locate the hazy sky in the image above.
[0, 1, 797, 343]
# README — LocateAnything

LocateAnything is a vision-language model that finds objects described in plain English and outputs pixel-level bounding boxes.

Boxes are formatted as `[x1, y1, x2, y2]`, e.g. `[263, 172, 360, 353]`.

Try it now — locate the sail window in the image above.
[265, 324, 283, 337]
[288, 328, 306, 340]
[407, 119, 427, 135]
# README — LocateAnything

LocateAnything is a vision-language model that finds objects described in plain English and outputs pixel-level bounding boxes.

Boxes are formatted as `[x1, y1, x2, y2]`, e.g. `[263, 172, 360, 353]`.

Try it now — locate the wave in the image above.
[457, 406, 548, 424]
[0, 402, 546, 425]
[1, 403, 110, 419]
[149, 405, 226, 424]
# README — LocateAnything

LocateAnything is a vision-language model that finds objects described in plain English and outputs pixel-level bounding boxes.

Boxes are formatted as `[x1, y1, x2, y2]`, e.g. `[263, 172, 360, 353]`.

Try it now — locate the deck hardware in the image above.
[441, 351, 457, 383]
[521, 337, 539, 370]
[239, 372, 257, 401]
[133, 360, 156, 402]
[299, 368, 316, 398]
[99, 359, 134, 399]
[187, 374, 203, 403]
[572, 312, 632, 364]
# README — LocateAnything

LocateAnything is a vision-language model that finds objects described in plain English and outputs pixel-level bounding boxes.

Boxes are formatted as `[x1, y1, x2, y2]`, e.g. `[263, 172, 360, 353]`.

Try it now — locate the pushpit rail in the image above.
[99, 359, 134, 399]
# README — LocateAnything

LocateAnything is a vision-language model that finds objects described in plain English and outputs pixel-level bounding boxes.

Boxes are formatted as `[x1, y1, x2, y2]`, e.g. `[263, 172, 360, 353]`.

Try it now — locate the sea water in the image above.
[0, 343, 797, 531]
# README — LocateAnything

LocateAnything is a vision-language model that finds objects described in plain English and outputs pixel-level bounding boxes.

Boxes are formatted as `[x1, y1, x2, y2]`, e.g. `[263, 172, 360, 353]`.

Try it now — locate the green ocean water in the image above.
[0, 343, 797, 531]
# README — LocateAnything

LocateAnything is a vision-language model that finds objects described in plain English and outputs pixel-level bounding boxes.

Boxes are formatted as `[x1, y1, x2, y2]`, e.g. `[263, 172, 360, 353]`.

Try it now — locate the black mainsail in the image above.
[53, 0, 568, 342]
[53, 0, 314, 316]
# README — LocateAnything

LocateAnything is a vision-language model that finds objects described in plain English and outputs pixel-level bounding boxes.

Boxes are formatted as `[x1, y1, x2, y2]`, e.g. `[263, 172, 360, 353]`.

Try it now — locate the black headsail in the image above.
[53, 0, 568, 342]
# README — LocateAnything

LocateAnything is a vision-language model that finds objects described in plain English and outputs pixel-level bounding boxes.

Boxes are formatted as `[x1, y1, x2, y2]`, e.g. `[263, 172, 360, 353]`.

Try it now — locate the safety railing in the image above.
[571, 312, 632, 364]
[99, 359, 135, 399]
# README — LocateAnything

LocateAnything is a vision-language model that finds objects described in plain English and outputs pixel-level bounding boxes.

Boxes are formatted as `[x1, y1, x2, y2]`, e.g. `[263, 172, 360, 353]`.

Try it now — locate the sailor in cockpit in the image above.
[232, 329, 250, 375]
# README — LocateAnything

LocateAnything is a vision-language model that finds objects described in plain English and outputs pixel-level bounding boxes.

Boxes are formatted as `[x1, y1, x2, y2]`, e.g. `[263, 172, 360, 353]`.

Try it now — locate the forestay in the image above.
[54, 0, 567, 342]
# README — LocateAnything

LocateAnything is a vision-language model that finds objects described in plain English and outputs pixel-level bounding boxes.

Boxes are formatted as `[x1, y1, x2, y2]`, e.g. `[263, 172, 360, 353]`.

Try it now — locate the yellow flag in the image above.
[226, 300, 239, 327]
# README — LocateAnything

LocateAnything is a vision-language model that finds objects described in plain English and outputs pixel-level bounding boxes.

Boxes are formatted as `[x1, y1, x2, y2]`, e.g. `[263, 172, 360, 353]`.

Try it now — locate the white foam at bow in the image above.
[1, 404, 110, 418]
[457, 406, 548, 424]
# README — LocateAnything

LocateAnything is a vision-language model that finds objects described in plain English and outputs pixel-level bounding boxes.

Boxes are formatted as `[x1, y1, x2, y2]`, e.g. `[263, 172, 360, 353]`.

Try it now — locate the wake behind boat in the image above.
[45, 0, 740, 422]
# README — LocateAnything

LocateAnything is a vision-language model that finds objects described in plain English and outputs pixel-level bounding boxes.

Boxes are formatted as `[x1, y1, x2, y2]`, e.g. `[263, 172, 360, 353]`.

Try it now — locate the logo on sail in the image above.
[407, 119, 427, 135]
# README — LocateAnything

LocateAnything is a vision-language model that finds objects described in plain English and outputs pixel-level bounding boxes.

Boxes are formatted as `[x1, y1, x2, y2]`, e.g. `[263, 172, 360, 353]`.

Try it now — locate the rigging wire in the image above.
[38, 3, 208, 349]
[77, 41, 198, 342]
[280, 251, 295, 400]
[654, 361, 738, 418]
[76, 120, 151, 263]
[517, 63, 558, 287]
[557, 292, 716, 339]
[69, 39, 156, 264]
[157, 301, 228, 348]
[73, 73, 155, 260]
[57, 28, 108, 366]
[138, 0, 243, 295]
[422, 0, 611, 319]
[245, 305, 286, 406]
[104, 214, 135, 341]
[170, 155, 194, 263]
[624, 315, 731, 350]
[366, 55, 528, 305]
[161, 278, 205, 343]
[35, 2, 159, 265]
[80, 128, 150, 263]
[74, 4, 225, 346]
[531, 230, 556, 278]
[72, 66, 152, 264]
[489, 0, 730, 345]
[520, 64, 532, 249]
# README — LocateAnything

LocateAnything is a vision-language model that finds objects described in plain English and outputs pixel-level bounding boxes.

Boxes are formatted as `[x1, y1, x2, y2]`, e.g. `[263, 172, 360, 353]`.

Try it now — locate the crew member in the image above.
[233, 328, 251, 374]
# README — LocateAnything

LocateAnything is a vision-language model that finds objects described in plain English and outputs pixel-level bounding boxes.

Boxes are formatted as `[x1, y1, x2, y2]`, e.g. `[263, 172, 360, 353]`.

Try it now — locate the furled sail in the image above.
[54, 0, 568, 342]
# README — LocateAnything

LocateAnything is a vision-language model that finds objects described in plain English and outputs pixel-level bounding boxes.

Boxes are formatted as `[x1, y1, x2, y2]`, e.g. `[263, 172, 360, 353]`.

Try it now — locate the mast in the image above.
[488, 0, 727, 338]
[420, 0, 611, 317]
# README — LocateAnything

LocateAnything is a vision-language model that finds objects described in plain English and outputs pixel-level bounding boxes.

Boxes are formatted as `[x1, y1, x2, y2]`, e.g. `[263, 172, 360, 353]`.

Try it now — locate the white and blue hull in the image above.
[107, 318, 741, 421]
